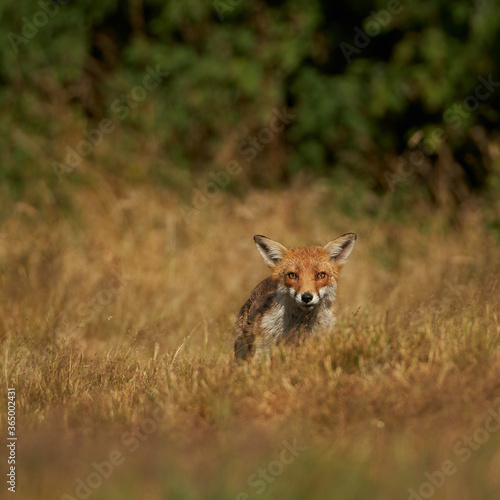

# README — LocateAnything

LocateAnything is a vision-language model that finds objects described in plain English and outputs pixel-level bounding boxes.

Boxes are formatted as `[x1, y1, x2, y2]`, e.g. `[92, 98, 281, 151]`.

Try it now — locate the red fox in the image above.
[234, 233, 357, 360]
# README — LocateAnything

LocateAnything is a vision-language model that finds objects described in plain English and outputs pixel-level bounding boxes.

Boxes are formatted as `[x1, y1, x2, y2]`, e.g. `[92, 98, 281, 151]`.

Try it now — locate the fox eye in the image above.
[287, 272, 298, 279]
[316, 272, 326, 280]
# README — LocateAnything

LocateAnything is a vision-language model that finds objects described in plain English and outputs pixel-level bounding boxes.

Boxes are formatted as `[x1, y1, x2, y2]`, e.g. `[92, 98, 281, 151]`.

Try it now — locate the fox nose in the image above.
[301, 293, 313, 304]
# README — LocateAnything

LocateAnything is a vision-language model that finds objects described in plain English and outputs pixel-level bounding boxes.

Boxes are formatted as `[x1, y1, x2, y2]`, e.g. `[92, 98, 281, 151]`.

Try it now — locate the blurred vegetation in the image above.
[1, 0, 500, 215]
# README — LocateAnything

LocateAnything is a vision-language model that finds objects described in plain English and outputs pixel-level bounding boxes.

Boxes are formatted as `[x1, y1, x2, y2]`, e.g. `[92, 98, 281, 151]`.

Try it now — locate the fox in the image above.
[234, 233, 357, 360]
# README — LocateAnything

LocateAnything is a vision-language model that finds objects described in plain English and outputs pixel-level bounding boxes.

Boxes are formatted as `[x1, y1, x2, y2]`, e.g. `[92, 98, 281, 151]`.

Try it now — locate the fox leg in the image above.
[234, 336, 251, 360]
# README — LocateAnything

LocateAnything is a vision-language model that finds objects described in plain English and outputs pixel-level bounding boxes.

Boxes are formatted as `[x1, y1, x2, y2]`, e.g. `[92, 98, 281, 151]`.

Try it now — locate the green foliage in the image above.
[0, 0, 499, 207]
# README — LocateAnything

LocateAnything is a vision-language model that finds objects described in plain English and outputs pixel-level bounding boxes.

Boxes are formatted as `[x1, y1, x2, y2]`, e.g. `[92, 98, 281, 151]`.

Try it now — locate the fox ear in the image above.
[254, 235, 288, 268]
[323, 233, 357, 265]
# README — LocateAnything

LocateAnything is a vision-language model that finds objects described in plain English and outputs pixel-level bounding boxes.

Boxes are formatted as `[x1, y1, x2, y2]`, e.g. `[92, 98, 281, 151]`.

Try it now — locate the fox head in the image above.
[254, 233, 357, 311]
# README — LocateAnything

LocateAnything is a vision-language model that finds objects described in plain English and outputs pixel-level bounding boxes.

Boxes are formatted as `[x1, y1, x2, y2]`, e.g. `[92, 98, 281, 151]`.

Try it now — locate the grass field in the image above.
[1, 177, 500, 500]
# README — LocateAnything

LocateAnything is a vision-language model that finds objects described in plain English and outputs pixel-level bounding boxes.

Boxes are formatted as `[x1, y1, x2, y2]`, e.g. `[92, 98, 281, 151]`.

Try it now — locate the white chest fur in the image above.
[260, 292, 336, 346]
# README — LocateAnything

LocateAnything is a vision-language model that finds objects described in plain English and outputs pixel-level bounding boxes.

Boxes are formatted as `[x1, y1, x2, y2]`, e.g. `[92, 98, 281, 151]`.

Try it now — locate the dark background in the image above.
[1, 0, 499, 224]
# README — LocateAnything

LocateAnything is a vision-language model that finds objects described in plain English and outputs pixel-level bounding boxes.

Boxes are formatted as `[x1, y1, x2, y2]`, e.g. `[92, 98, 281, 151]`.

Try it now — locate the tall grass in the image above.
[1, 176, 499, 499]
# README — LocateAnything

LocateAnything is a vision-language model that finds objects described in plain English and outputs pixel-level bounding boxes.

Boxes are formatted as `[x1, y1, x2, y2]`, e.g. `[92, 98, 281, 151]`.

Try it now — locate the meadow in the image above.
[1, 174, 499, 500]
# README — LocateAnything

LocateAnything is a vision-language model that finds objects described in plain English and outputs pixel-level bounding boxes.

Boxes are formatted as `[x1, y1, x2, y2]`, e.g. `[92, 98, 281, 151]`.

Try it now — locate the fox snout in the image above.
[290, 289, 320, 310]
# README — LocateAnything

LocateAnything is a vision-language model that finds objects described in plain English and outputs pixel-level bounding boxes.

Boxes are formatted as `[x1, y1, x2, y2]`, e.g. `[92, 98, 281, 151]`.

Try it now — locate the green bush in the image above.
[0, 0, 499, 207]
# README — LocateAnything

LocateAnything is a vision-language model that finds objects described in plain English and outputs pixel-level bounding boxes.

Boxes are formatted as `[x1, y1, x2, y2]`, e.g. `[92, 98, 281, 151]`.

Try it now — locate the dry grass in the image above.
[1, 177, 500, 500]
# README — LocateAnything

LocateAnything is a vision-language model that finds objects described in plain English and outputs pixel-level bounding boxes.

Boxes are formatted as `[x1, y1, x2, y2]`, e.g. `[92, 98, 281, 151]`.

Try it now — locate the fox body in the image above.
[234, 233, 357, 360]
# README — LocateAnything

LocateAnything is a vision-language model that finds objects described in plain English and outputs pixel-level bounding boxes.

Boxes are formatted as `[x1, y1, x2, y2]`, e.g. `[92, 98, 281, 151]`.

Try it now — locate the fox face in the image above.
[254, 234, 357, 312]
